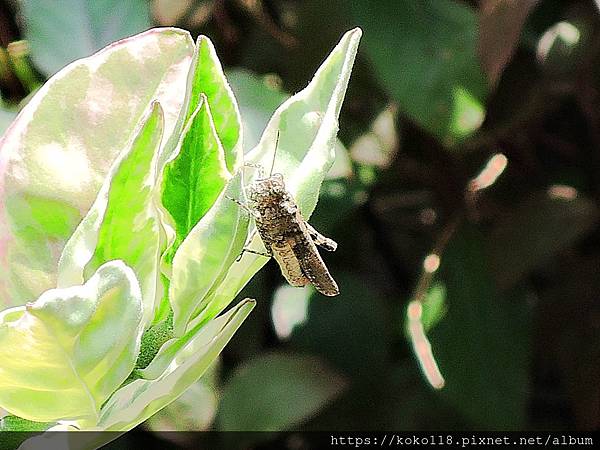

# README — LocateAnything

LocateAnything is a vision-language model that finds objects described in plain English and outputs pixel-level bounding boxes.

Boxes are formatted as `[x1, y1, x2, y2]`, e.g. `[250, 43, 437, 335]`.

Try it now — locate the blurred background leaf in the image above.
[226, 69, 287, 151]
[2, 0, 600, 442]
[486, 190, 599, 290]
[429, 225, 532, 429]
[0, 90, 16, 134]
[20, 0, 152, 76]
[478, 0, 541, 86]
[289, 274, 390, 379]
[0, 107, 15, 134]
[216, 352, 346, 431]
[350, 0, 488, 146]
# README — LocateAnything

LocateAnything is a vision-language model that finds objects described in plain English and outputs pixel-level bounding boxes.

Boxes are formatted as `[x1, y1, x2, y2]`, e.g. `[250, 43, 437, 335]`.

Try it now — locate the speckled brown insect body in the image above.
[246, 173, 339, 296]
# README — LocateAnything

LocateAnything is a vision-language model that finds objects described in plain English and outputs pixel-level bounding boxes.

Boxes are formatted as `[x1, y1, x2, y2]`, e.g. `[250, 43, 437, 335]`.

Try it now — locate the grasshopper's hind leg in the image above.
[236, 245, 272, 261]
[306, 223, 338, 251]
[226, 195, 262, 222]
[234, 229, 272, 261]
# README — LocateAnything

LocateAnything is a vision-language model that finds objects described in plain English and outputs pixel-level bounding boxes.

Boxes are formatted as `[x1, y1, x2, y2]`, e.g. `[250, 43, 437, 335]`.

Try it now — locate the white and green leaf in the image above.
[57, 102, 165, 327]
[161, 35, 243, 173]
[0, 27, 362, 436]
[169, 172, 249, 336]
[0, 261, 143, 423]
[95, 299, 255, 432]
[160, 94, 232, 267]
[0, 28, 194, 309]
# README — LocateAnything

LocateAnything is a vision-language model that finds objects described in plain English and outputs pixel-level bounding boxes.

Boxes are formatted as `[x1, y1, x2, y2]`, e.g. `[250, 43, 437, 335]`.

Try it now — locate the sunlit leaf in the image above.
[169, 172, 249, 336]
[161, 95, 231, 266]
[95, 299, 254, 432]
[0, 28, 194, 309]
[227, 69, 353, 179]
[162, 35, 243, 173]
[0, 27, 361, 438]
[0, 261, 143, 423]
[187, 36, 242, 171]
[58, 102, 165, 327]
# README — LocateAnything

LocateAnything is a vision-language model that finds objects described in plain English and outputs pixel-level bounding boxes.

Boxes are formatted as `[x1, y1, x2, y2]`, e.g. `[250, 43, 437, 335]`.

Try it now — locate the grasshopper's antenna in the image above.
[269, 130, 280, 177]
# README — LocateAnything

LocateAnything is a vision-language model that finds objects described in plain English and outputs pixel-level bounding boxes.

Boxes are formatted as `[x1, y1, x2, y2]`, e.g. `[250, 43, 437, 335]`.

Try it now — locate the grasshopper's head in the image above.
[247, 173, 287, 207]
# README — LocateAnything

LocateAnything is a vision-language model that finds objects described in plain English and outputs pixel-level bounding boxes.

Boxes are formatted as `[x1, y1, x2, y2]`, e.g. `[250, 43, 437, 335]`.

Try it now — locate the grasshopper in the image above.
[229, 137, 340, 296]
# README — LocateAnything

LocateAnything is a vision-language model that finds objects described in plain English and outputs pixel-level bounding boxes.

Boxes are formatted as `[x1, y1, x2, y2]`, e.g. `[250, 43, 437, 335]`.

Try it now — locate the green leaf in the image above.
[143, 376, 218, 432]
[161, 95, 231, 265]
[0, 108, 16, 135]
[0, 28, 194, 309]
[57, 103, 165, 327]
[227, 68, 353, 178]
[290, 273, 389, 378]
[163, 35, 243, 173]
[0, 261, 143, 423]
[351, 0, 488, 145]
[420, 282, 447, 332]
[170, 172, 249, 336]
[226, 69, 288, 151]
[187, 36, 242, 172]
[429, 226, 532, 429]
[0, 415, 53, 432]
[21, 0, 152, 76]
[193, 28, 362, 325]
[95, 299, 255, 431]
[0, 416, 54, 450]
[486, 192, 599, 290]
[216, 353, 346, 431]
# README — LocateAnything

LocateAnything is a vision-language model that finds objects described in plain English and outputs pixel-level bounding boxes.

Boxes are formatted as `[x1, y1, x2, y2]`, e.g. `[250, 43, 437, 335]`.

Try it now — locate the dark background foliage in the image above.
[2, 0, 599, 447]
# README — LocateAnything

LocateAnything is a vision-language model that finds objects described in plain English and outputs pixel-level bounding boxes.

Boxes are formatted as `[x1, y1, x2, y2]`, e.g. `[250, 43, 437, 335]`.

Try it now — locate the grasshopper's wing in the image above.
[271, 241, 310, 287]
[306, 222, 338, 251]
[293, 214, 340, 296]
